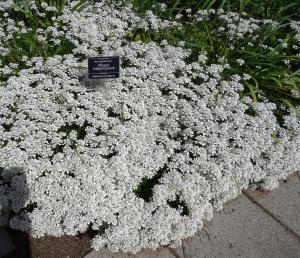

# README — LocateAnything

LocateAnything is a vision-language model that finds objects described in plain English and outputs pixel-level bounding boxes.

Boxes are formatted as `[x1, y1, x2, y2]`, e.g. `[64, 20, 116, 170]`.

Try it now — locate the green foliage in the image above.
[167, 194, 189, 216]
[129, 0, 300, 20]
[0, 0, 88, 85]
[128, 0, 300, 118]
[133, 164, 167, 202]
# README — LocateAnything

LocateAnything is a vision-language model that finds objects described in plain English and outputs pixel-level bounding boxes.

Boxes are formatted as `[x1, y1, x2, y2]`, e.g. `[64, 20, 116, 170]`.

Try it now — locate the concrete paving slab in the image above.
[183, 194, 300, 258]
[244, 173, 300, 236]
[84, 246, 177, 258]
[0, 228, 15, 257]
[168, 246, 184, 258]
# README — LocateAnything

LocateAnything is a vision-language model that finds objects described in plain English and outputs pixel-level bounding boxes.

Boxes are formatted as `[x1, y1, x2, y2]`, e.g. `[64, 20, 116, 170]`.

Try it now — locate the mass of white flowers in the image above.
[0, 0, 300, 253]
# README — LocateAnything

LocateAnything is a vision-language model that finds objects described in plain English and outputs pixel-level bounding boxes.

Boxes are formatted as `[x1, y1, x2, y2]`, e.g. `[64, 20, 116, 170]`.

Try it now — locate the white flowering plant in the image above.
[129, 0, 300, 117]
[0, 0, 300, 254]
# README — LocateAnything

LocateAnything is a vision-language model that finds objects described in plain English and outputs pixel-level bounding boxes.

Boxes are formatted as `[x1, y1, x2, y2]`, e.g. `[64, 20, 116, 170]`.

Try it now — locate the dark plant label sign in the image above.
[88, 56, 120, 79]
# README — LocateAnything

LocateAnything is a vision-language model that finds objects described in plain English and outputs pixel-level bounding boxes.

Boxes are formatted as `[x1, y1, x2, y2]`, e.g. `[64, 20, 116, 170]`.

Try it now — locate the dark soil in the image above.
[4, 228, 92, 258]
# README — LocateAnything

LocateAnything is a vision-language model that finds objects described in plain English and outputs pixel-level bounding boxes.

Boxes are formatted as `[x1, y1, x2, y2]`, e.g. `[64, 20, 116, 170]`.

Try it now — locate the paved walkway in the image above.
[1, 172, 299, 258]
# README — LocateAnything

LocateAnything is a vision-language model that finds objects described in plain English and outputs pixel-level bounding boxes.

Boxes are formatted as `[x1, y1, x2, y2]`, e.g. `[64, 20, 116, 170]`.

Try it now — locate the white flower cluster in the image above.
[0, 0, 300, 253]
[194, 9, 279, 46]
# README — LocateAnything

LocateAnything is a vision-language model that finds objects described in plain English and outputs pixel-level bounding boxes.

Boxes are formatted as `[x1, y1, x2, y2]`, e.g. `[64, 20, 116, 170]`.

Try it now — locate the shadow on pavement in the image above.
[1, 167, 32, 258]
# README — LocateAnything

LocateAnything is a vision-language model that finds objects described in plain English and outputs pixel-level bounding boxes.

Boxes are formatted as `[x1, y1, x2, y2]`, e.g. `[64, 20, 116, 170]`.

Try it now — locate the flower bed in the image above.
[0, 0, 300, 253]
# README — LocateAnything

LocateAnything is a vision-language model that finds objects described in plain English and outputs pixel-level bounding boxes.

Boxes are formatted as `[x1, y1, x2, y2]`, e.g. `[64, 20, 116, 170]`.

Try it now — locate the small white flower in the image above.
[178, 41, 185, 47]
[175, 14, 183, 20]
[243, 73, 251, 80]
[160, 40, 168, 46]
[159, 3, 167, 11]
[198, 54, 207, 63]
[236, 59, 245, 66]
[36, 35, 46, 43]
